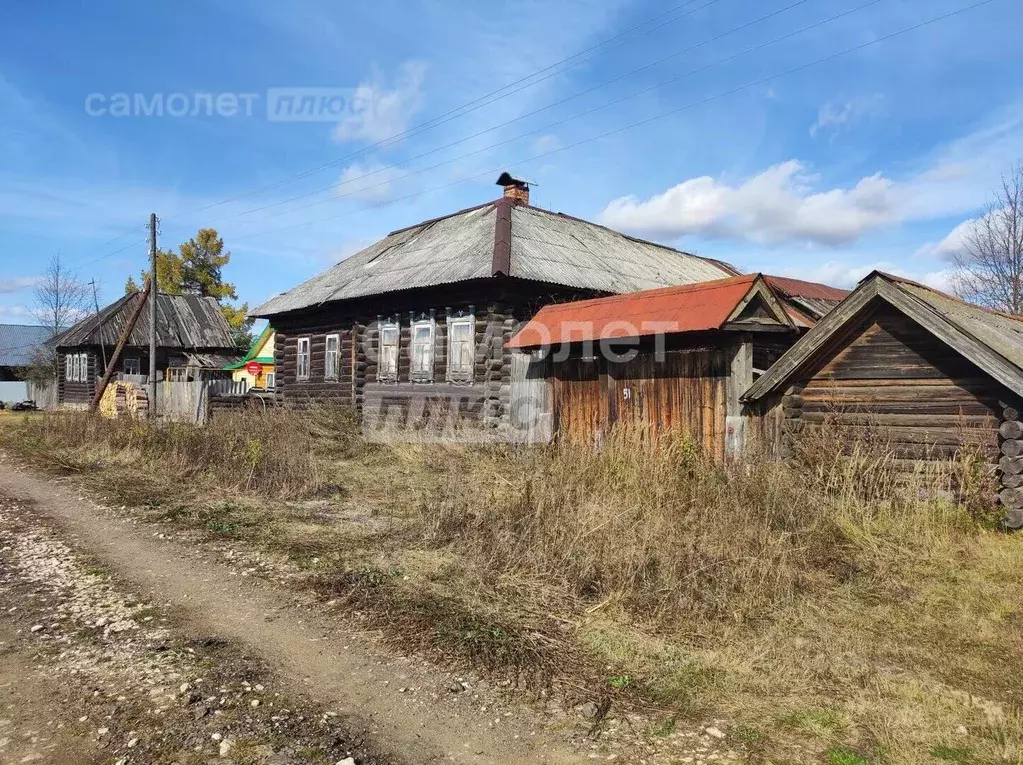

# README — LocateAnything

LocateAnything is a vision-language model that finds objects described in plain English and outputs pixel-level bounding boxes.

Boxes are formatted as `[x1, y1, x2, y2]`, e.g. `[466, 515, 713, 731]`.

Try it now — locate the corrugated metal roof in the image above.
[56, 293, 237, 350]
[508, 206, 735, 292]
[0, 324, 51, 366]
[896, 280, 1023, 371]
[252, 201, 737, 317]
[508, 274, 771, 349]
[744, 271, 1023, 401]
[763, 276, 848, 322]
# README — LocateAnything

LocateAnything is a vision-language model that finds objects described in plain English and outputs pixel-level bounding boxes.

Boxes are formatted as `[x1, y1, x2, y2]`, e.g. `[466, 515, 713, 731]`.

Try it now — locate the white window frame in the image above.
[377, 321, 400, 383]
[73, 353, 83, 383]
[410, 317, 435, 383]
[446, 311, 475, 383]
[296, 337, 310, 380]
[123, 357, 140, 375]
[65, 354, 73, 382]
[265, 371, 276, 390]
[324, 333, 340, 380]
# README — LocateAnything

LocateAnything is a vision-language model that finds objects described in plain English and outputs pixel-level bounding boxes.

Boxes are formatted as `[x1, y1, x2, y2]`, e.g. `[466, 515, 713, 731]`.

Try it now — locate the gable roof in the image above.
[252, 198, 737, 317]
[0, 324, 52, 367]
[507, 274, 804, 350]
[225, 325, 274, 369]
[762, 275, 849, 323]
[55, 292, 237, 350]
[743, 271, 1023, 401]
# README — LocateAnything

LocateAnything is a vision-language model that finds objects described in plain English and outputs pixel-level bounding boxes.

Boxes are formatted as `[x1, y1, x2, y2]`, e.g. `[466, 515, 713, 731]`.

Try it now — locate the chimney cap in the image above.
[496, 171, 528, 189]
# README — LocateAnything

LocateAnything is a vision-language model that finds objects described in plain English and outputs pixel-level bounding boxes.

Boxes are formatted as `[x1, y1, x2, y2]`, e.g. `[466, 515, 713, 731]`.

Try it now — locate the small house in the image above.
[252, 173, 739, 434]
[55, 292, 241, 406]
[0, 323, 52, 404]
[742, 271, 1023, 526]
[225, 325, 276, 390]
[506, 274, 846, 457]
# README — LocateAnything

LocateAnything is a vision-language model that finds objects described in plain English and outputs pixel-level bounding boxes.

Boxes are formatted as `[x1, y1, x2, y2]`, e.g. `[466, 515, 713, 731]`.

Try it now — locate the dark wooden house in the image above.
[55, 292, 240, 406]
[506, 274, 847, 458]
[742, 271, 1023, 527]
[252, 174, 739, 433]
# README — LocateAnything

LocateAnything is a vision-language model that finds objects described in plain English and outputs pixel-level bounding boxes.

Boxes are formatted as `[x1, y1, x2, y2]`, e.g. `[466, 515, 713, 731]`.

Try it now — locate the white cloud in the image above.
[784, 260, 955, 292]
[914, 217, 977, 261]
[0, 305, 33, 319]
[601, 160, 901, 247]
[0, 277, 38, 295]
[601, 105, 1023, 250]
[332, 62, 427, 144]
[810, 95, 882, 139]
[337, 162, 404, 202]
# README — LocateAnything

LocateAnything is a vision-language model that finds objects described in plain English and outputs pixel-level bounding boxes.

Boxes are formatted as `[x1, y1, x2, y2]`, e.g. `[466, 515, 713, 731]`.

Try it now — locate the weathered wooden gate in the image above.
[548, 347, 733, 461]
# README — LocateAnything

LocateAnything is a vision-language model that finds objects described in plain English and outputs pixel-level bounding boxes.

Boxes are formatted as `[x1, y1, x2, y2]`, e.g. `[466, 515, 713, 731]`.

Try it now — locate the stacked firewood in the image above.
[1000, 402, 1023, 529]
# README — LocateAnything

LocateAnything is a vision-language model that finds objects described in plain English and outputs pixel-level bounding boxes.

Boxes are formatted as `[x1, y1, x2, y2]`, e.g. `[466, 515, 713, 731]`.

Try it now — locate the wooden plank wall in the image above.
[550, 346, 732, 461]
[782, 306, 1005, 462]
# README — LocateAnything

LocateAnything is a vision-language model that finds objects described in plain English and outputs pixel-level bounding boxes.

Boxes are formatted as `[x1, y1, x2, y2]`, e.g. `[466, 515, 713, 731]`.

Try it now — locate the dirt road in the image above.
[0, 457, 596, 765]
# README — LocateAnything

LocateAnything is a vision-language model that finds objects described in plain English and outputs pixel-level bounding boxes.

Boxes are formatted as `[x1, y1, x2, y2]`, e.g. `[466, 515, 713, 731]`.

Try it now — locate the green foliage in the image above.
[649, 717, 676, 737]
[929, 744, 973, 762]
[607, 674, 633, 689]
[825, 747, 869, 765]
[124, 227, 254, 347]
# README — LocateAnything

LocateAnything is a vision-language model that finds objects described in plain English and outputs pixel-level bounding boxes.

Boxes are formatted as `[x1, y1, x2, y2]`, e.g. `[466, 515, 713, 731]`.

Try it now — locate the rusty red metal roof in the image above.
[508, 274, 764, 349]
[763, 275, 849, 301]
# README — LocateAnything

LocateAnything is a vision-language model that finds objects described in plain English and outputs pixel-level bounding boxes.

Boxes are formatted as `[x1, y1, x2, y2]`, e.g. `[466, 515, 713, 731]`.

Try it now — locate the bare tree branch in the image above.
[950, 162, 1023, 314]
[29, 255, 90, 380]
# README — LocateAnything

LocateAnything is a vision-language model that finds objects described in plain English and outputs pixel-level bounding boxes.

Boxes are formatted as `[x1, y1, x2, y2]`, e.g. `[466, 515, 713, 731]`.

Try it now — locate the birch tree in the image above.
[951, 164, 1023, 314]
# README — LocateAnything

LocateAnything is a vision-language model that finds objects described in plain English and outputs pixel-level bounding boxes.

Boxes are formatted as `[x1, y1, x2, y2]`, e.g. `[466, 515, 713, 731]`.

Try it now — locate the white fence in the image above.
[22, 380, 58, 410]
[155, 378, 248, 423]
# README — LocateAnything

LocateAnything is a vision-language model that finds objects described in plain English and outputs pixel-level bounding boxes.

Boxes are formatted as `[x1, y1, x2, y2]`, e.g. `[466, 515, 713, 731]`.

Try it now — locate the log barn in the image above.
[55, 292, 241, 406]
[742, 271, 1023, 527]
[251, 174, 739, 433]
[506, 273, 846, 458]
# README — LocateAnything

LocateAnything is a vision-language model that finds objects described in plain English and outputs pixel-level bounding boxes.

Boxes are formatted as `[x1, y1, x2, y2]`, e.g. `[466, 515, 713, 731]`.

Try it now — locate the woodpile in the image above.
[999, 403, 1023, 529]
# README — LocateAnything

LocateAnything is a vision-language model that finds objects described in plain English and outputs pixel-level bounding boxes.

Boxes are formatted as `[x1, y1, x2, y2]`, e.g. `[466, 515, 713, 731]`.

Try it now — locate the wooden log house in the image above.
[251, 174, 740, 433]
[54, 292, 241, 406]
[743, 271, 1023, 527]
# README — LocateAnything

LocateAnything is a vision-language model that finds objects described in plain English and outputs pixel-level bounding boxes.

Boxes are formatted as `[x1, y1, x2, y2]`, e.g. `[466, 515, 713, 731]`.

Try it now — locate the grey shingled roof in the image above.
[56, 292, 237, 350]
[744, 271, 1023, 401]
[253, 201, 736, 317]
[0, 324, 52, 367]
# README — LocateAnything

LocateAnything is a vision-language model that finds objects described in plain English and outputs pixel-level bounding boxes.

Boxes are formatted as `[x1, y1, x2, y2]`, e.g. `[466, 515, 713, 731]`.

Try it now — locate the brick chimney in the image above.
[496, 172, 529, 205]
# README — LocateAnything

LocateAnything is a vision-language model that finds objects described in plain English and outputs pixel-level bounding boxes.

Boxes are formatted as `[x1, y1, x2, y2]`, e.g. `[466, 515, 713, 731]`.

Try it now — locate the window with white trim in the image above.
[71, 353, 79, 383]
[265, 371, 276, 390]
[64, 354, 73, 382]
[410, 318, 435, 382]
[123, 357, 140, 375]
[446, 311, 475, 382]
[296, 337, 310, 380]
[324, 334, 340, 380]
[377, 322, 399, 382]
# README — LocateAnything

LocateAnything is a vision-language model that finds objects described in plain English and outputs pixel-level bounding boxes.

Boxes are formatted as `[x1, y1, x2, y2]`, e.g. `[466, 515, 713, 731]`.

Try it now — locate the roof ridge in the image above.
[873, 270, 1023, 325]
[387, 199, 496, 236]
[517, 203, 741, 274]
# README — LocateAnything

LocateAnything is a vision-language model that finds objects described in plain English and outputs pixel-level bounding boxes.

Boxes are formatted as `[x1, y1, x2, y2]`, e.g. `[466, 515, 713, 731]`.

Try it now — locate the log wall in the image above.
[269, 279, 600, 434]
[779, 306, 1023, 523]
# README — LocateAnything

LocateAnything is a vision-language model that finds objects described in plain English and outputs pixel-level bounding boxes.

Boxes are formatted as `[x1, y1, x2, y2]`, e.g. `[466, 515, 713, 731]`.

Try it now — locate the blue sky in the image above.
[1, 0, 1020, 322]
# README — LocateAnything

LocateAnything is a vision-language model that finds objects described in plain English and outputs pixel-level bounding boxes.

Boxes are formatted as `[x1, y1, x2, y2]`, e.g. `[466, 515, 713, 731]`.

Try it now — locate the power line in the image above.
[160, 0, 726, 223]
[226, 0, 998, 245]
[174, 0, 822, 231]
[167, 0, 880, 238]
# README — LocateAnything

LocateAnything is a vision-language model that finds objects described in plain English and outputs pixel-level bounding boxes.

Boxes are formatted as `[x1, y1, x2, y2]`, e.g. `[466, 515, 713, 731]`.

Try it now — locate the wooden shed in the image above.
[506, 274, 846, 460]
[742, 271, 1023, 527]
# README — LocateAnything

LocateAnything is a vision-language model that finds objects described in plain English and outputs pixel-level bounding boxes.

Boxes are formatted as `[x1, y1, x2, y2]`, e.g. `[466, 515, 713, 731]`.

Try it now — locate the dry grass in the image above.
[5, 408, 322, 498]
[2, 410, 1021, 764]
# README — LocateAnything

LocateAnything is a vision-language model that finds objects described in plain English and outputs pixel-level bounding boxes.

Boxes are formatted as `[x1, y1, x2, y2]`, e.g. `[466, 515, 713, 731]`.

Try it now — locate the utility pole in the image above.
[89, 279, 107, 374]
[148, 213, 158, 419]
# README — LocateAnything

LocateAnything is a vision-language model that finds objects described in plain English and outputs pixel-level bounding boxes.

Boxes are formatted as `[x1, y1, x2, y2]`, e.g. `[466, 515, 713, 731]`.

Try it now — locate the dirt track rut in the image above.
[0, 456, 590, 765]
